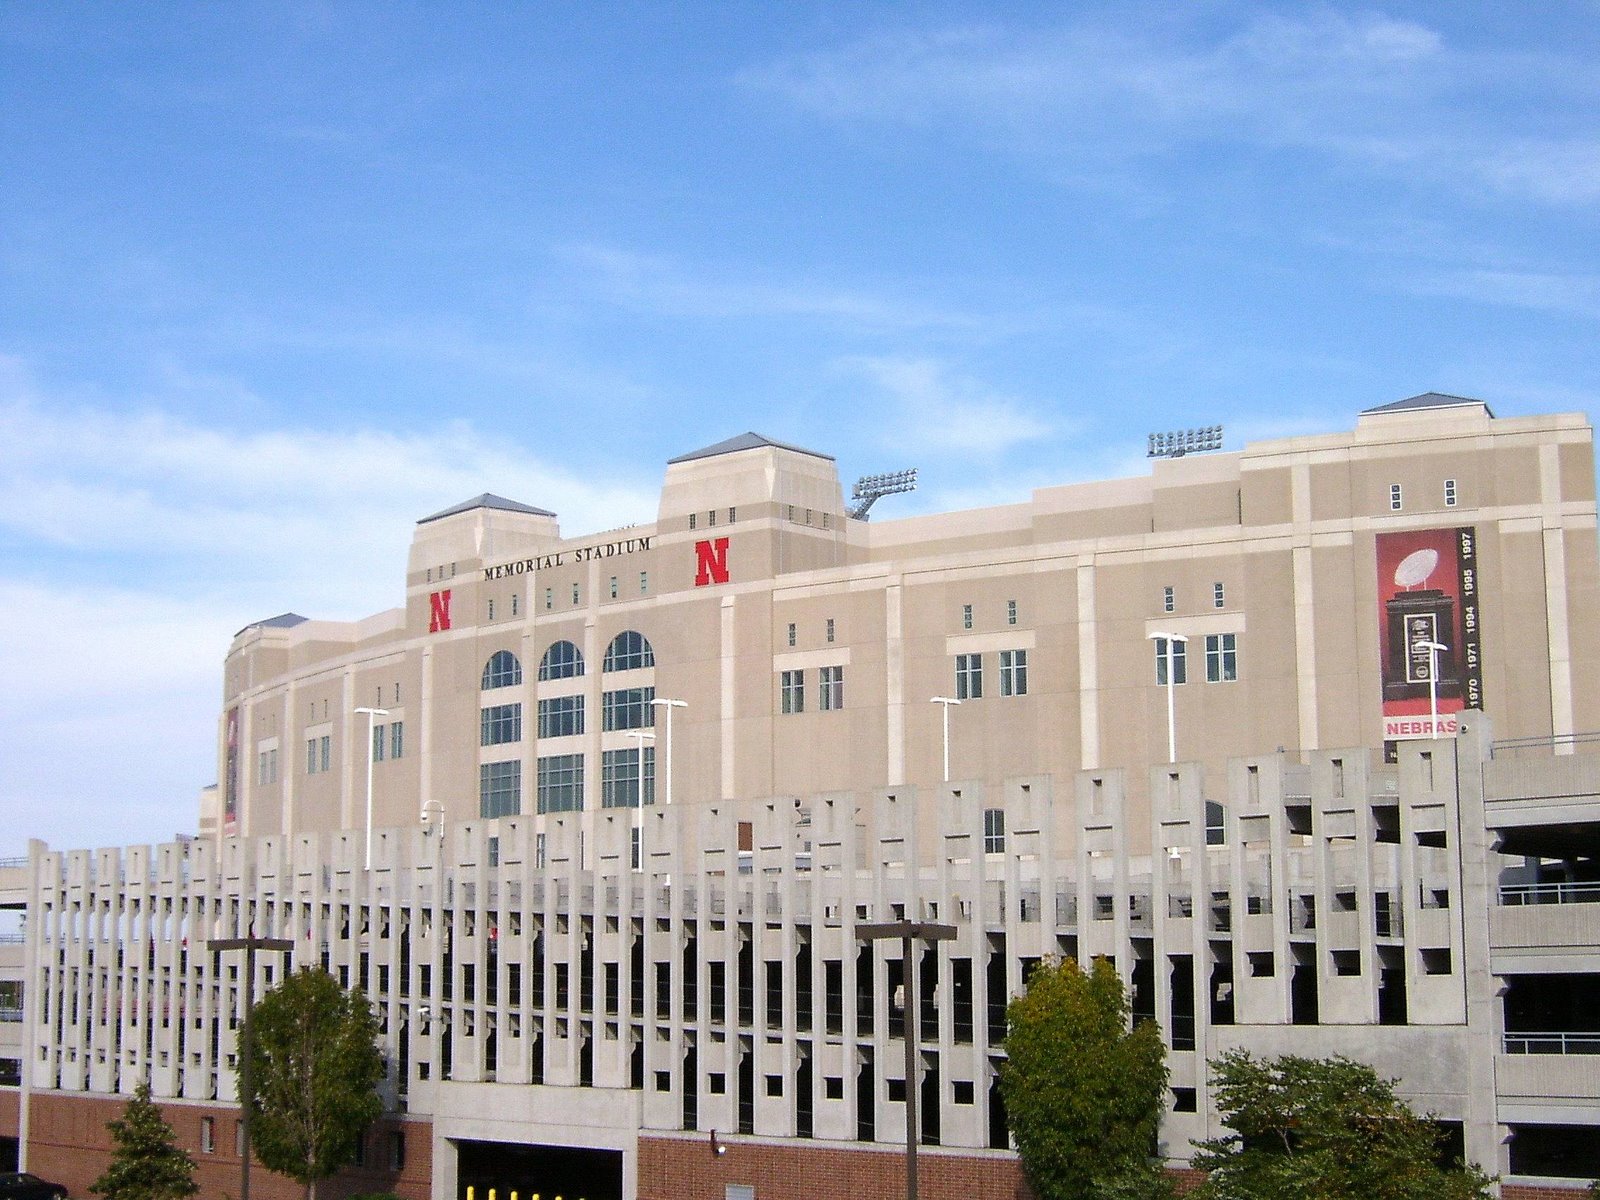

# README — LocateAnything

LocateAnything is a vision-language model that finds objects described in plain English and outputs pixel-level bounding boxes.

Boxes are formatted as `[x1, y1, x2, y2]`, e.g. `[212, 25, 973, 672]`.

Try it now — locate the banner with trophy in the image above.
[1376, 527, 1483, 740]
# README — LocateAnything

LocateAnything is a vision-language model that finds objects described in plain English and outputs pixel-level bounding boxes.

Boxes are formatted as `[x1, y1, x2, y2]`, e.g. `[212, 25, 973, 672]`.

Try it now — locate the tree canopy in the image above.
[90, 1081, 199, 1200]
[1191, 1050, 1494, 1200]
[999, 956, 1171, 1200]
[242, 967, 385, 1200]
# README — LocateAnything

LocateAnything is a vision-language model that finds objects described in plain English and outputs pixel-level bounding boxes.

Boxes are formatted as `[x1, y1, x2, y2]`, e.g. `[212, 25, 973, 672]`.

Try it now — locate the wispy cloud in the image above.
[741, 10, 1600, 206]
[839, 355, 1058, 459]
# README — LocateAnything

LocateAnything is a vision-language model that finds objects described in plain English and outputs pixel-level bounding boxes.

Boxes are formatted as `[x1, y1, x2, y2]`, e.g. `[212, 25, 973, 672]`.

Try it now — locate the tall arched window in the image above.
[482, 650, 523, 690]
[602, 631, 655, 672]
[538, 640, 585, 681]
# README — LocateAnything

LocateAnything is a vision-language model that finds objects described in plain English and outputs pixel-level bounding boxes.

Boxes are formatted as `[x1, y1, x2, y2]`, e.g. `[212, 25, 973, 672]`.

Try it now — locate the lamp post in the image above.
[929, 697, 961, 782]
[648, 697, 687, 806]
[209, 936, 293, 1200]
[1415, 640, 1448, 739]
[858, 919, 957, 1200]
[1147, 633, 1188, 764]
[354, 706, 389, 870]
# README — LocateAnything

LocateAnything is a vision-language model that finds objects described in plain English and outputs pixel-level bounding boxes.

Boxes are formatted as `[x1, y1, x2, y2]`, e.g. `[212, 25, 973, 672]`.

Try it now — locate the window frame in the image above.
[999, 648, 1028, 697]
[955, 653, 983, 700]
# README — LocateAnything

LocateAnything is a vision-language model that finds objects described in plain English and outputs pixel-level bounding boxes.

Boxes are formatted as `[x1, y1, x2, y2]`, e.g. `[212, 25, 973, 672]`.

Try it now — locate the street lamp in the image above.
[209, 935, 293, 1200]
[648, 697, 687, 806]
[626, 730, 656, 872]
[1415, 640, 1449, 739]
[858, 919, 956, 1200]
[354, 707, 389, 870]
[929, 697, 961, 782]
[1147, 633, 1188, 764]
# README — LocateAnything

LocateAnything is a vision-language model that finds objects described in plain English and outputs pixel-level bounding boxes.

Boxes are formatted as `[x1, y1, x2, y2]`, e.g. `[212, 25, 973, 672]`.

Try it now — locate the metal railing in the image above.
[1490, 730, 1600, 759]
[1499, 881, 1600, 906]
[0, 856, 27, 870]
[1502, 1031, 1600, 1055]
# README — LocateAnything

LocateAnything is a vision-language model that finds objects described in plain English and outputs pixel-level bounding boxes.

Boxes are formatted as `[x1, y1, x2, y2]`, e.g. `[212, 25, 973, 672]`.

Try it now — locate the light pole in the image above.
[354, 706, 389, 870]
[626, 730, 656, 872]
[648, 697, 687, 806]
[1415, 640, 1448, 739]
[858, 919, 957, 1200]
[209, 936, 293, 1200]
[929, 697, 961, 782]
[1147, 633, 1188, 764]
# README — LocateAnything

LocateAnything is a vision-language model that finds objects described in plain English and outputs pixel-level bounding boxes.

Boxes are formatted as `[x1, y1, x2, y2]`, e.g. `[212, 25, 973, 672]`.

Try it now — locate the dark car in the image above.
[0, 1173, 68, 1200]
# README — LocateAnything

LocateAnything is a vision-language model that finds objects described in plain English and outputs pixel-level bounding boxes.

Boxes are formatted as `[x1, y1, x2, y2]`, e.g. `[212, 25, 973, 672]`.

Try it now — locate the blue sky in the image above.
[2, 2, 1597, 853]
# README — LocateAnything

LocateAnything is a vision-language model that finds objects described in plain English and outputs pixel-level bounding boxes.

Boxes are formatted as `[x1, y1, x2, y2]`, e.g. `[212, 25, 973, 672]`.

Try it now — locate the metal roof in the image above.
[416, 493, 556, 525]
[234, 612, 309, 638]
[1361, 392, 1495, 418]
[667, 432, 834, 465]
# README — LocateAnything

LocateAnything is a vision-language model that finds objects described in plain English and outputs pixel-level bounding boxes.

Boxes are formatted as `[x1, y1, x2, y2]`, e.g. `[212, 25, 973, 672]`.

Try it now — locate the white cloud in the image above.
[841, 355, 1057, 459]
[0, 362, 662, 852]
[741, 10, 1599, 208]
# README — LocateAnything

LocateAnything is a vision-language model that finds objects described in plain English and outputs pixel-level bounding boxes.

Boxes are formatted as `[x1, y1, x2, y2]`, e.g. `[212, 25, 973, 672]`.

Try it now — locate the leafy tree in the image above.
[999, 956, 1172, 1200]
[242, 967, 385, 1200]
[1191, 1050, 1495, 1200]
[90, 1081, 199, 1200]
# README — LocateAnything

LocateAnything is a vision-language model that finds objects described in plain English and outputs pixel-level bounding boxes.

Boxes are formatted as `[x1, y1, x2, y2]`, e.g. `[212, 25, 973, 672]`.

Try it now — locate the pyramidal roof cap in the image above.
[234, 612, 309, 638]
[1361, 392, 1495, 418]
[417, 493, 556, 525]
[668, 432, 834, 465]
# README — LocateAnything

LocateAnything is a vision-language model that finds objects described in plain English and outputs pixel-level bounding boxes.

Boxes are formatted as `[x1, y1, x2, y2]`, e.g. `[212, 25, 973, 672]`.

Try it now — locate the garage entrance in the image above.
[456, 1138, 623, 1200]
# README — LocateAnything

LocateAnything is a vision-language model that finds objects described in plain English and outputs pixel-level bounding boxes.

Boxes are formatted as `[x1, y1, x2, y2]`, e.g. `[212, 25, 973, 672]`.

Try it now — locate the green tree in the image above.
[1192, 1050, 1495, 1200]
[999, 956, 1172, 1200]
[242, 966, 385, 1200]
[90, 1081, 199, 1200]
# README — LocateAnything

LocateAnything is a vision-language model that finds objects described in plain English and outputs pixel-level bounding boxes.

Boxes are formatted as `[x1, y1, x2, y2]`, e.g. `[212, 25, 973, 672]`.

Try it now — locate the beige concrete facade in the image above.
[6, 395, 1600, 1197]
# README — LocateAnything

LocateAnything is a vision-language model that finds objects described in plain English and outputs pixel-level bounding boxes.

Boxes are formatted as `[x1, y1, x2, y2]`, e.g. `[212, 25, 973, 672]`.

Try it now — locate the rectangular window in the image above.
[601, 747, 655, 808]
[955, 653, 983, 700]
[571, 583, 580, 605]
[1007, 599, 1017, 626]
[388, 1131, 405, 1172]
[1163, 586, 1175, 613]
[1205, 633, 1238, 682]
[707, 509, 716, 526]
[640, 571, 648, 594]
[307, 737, 317, 774]
[819, 665, 844, 711]
[1444, 478, 1457, 507]
[479, 761, 521, 818]
[983, 808, 1005, 854]
[371, 724, 386, 762]
[689, 513, 697, 530]
[201, 1117, 215, 1153]
[537, 695, 584, 739]
[610, 576, 618, 599]
[535, 832, 547, 869]
[1213, 582, 1225, 609]
[511, 593, 519, 616]
[1154, 638, 1187, 685]
[962, 603, 973, 630]
[536, 754, 584, 814]
[480, 703, 523, 746]
[787, 622, 796, 647]
[781, 669, 804, 715]
[601, 687, 655, 731]
[999, 649, 1028, 697]
[487, 598, 494, 620]
[390, 721, 404, 759]
[1389, 483, 1403, 511]
[319, 735, 330, 772]
[826, 617, 835, 643]
[728, 506, 736, 523]
[545, 587, 553, 611]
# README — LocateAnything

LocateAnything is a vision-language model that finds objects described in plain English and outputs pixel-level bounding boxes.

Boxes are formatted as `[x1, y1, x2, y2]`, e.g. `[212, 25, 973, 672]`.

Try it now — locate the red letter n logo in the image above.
[428, 589, 452, 632]
[694, 537, 730, 587]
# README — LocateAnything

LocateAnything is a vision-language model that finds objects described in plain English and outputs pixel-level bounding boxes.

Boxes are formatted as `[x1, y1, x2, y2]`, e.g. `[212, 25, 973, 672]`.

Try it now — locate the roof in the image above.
[668, 432, 834, 466]
[1361, 392, 1496, 418]
[234, 612, 309, 638]
[416, 493, 556, 525]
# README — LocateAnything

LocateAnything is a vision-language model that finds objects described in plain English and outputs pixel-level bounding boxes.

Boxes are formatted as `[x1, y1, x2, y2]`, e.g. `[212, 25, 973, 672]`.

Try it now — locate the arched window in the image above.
[482, 650, 522, 690]
[603, 631, 655, 672]
[538, 640, 585, 681]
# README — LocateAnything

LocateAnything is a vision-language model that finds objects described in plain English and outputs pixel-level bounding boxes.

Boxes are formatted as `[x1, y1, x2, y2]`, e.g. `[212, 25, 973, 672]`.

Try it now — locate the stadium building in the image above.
[2, 393, 1598, 1198]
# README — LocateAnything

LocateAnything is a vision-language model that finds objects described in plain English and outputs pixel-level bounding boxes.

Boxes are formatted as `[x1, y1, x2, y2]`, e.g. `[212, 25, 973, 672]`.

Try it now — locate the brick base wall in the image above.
[24, 1091, 430, 1200]
[1502, 1186, 1594, 1200]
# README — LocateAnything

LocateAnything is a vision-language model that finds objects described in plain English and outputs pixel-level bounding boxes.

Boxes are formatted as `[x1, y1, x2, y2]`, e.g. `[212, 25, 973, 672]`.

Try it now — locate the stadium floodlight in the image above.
[849, 467, 918, 520]
[1147, 426, 1224, 459]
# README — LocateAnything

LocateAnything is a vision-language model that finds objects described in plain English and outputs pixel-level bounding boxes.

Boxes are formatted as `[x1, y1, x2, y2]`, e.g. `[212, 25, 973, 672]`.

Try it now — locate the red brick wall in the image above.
[25, 1091, 430, 1200]
[0, 1089, 19, 1139]
[1502, 1186, 1594, 1200]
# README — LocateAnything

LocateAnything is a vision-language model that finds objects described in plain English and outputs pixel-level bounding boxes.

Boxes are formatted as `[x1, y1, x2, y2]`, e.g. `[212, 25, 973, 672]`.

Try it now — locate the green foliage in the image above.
[243, 967, 385, 1200]
[999, 957, 1172, 1200]
[1191, 1050, 1495, 1200]
[90, 1081, 199, 1200]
